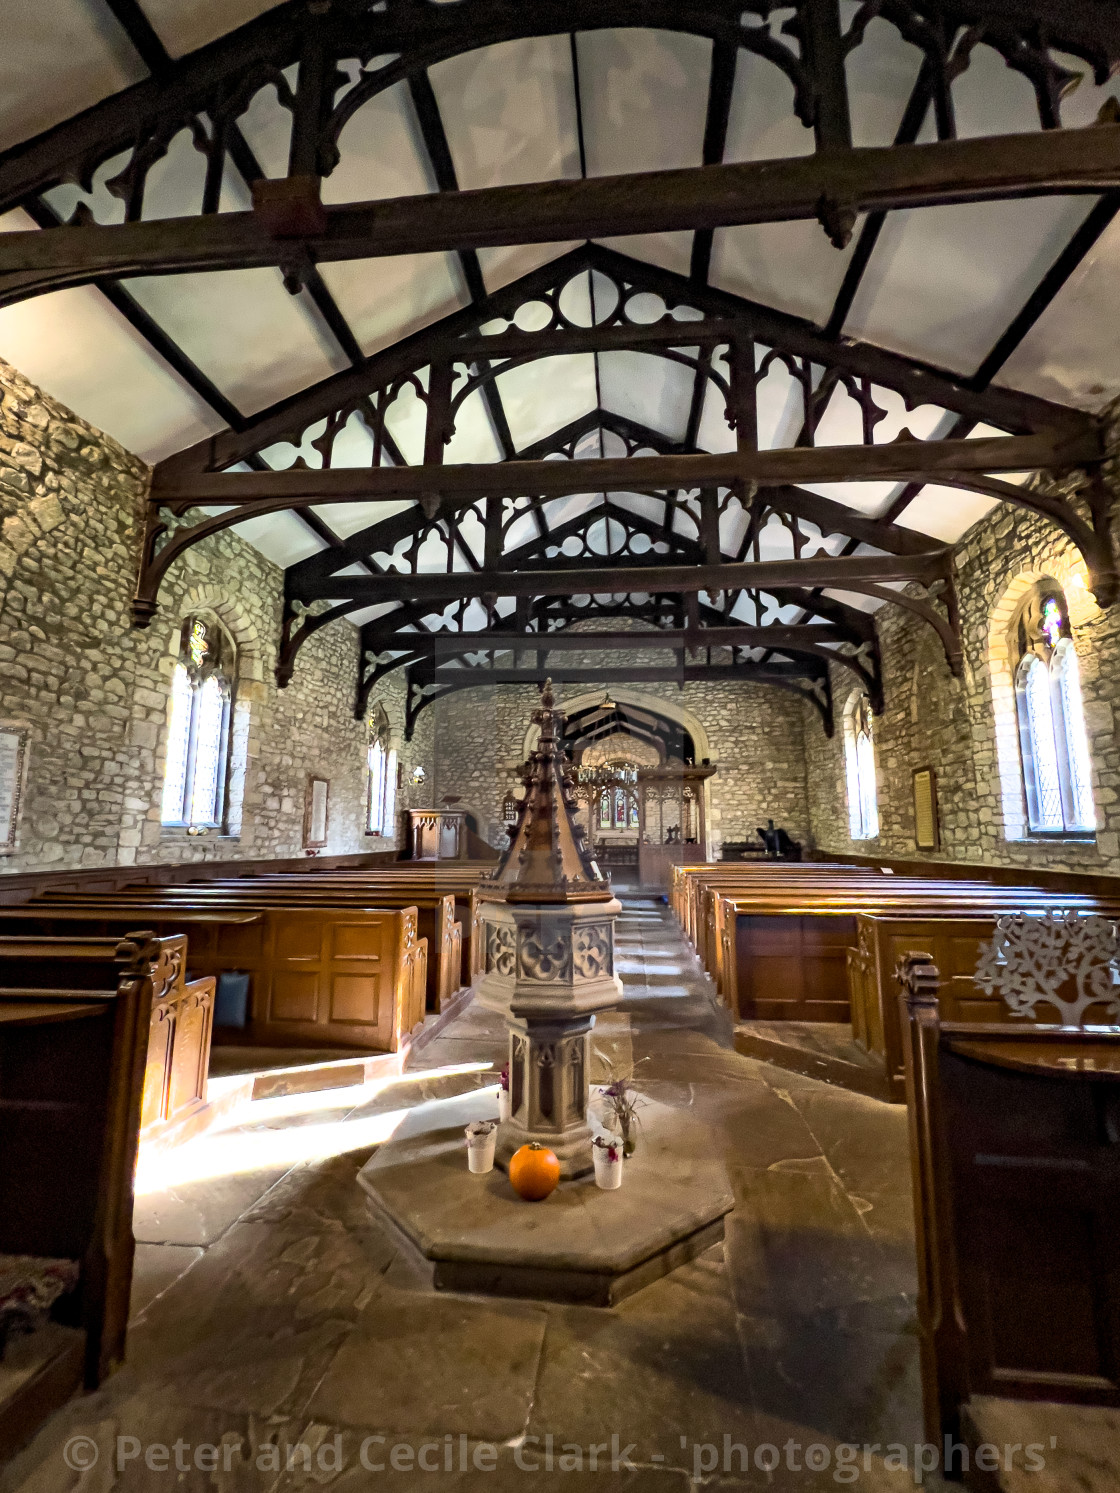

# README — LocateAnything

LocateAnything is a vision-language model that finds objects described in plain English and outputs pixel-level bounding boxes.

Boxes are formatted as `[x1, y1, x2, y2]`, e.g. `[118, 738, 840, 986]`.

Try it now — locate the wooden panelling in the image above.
[899, 972, 1120, 1446]
[734, 913, 857, 1021]
[851, 912, 1120, 1100]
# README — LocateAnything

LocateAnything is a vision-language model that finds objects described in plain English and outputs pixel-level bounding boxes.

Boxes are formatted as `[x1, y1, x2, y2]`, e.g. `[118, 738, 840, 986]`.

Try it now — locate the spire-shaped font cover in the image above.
[488, 680, 612, 904]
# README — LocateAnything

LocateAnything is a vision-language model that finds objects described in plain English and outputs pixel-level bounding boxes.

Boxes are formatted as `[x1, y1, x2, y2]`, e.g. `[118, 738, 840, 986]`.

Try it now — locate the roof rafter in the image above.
[6, 126, 1120, 311]
[153, 241, 1088, 488]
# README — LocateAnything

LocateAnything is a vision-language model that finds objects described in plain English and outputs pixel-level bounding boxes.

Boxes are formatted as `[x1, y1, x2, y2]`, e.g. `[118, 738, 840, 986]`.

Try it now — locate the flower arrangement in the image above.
[591, 1132, 624, 1189]
[593, 1053, 646, 1157]
[499, 1063, 510, 1092]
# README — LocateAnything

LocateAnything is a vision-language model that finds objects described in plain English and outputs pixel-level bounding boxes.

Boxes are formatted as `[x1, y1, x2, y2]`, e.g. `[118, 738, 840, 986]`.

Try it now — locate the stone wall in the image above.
[804, 499, 1120, 877]
[10, 344, 1120, 884]
[425, 637, 813, 854]
[0, 356, 428, 873]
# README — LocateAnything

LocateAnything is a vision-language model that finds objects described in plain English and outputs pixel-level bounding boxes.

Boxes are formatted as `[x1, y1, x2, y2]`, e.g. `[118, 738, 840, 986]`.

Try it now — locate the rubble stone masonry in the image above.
[0, 357, 429, 872]
[804, 488, 1120, 878]
[4, 348, 1120, 883]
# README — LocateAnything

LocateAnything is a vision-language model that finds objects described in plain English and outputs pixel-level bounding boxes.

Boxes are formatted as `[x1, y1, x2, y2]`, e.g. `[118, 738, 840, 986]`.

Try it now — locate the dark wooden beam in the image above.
[407, 70, 485, 304]
[296, 552, 945, 605]
[151, 430, 1098, 508]
[823, 59, 935, 339]
[366, 624, 851, 651]
[155, 243, 1084, 480]
[18, 197, 247, 430]
[220, 123, 367, 370]
[452, 320, 736, 361]
[7, 126, 1120, 306]
[766, 483, 939, 555]
[404, 71, 517, 459]
[799, 0, 852, 153]
[100, 0, 173, 75]
[7, 0, 1120, 219]
[969, 191, 1120, 387]
[423, 664, 819, 684]
[690, 41, 738, 284]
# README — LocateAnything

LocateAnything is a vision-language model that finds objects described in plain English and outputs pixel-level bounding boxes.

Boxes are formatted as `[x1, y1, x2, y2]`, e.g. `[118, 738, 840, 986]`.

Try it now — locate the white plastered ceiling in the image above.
[0, 10, 1113, 582]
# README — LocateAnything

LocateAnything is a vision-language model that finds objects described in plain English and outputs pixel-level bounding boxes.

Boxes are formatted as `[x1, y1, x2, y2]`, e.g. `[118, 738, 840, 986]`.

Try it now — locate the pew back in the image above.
[716, 885, 1108, 1024]
[0, 934, 167, 1388]
[0, 906, 426, 1053]
[899, 964, 1120, 1445]
[851, 907, 1120, 1099]
[43, 872, 478, 998]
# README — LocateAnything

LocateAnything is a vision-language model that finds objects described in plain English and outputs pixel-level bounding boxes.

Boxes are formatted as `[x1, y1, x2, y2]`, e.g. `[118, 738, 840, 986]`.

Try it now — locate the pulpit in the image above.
[408, 810, 463, 861]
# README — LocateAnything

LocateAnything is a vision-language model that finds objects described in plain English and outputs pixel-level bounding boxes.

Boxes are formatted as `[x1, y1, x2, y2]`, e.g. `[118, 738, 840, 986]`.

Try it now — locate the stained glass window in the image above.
[161, 665, 193, 824]
[161, 616, 232, 829]
[844, 694, 879, 840]
[1012, 586, 1095, 834]
[366, 706, 397, 836]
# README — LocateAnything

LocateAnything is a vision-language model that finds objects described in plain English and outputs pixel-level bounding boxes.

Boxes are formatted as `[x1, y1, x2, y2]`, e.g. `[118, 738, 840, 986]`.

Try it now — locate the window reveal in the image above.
[843, 693, 879, 841]
[161, 617, 233, 830]
[1012, 586, 1095, 834]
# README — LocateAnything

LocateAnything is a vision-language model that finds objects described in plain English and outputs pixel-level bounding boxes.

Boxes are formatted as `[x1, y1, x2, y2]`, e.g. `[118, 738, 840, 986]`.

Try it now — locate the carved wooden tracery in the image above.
[3, 0, 1118, 731]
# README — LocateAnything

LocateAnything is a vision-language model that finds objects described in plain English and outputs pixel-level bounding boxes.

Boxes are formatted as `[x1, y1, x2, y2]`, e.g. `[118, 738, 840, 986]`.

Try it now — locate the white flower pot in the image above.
[466, 1123, 497, 1174]
[593, 1145, 623, 1190]
[497, 1088, 512, 1123]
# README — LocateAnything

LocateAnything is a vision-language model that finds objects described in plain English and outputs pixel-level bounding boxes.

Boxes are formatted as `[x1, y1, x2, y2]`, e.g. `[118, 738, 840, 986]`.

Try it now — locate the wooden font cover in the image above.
[487, 681, 613, 905]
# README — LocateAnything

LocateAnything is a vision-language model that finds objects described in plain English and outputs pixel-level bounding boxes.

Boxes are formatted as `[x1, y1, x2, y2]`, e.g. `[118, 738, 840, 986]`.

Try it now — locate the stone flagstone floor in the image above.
[2, 895, 937, 1492]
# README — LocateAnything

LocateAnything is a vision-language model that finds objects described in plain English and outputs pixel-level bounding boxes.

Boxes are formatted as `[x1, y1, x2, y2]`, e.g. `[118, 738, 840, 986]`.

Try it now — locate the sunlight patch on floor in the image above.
[135, 1061, 496, 1194]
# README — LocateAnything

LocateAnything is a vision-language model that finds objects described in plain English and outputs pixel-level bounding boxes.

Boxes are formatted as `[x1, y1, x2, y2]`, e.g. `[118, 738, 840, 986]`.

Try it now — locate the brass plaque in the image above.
[913, 768, 939, 851]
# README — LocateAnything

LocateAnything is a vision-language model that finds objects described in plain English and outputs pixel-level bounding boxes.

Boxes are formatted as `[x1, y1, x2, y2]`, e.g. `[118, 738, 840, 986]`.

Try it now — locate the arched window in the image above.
[1012, 585, 1095, 833]
[591, 761, 639, 830]
[843, 693, 879, 841]
[367, 705, 398, 836]
[161, 616, 234, 829]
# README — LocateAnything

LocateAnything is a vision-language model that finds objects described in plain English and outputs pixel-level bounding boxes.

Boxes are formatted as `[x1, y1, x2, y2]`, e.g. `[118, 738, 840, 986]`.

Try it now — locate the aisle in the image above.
[3, 893, 932, 1493]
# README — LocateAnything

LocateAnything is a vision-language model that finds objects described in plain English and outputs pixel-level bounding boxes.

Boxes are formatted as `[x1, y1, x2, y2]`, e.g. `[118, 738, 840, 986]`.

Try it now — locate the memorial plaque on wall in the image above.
[304, 776, 330, 849]
[912, 767, 940, 851]
[0, 726, 28, 853]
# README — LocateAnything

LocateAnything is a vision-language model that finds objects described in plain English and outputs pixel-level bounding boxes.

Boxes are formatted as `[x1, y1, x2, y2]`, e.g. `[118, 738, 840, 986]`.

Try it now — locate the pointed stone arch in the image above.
[526, 687, 715, 857]
[986, 545, 1098, 842]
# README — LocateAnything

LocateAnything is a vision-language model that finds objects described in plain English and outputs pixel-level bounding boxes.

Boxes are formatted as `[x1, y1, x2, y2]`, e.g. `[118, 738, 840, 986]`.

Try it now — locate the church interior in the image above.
[2, 1, 1120, 1487]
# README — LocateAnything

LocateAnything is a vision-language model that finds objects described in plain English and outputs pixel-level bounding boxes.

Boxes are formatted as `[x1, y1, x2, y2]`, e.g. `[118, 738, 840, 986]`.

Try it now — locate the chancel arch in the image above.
[546, 688, 716, 867]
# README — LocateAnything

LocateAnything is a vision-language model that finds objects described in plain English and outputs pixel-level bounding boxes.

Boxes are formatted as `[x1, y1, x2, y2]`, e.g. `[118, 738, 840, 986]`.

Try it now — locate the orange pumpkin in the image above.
[508, 1142, 560, 1201]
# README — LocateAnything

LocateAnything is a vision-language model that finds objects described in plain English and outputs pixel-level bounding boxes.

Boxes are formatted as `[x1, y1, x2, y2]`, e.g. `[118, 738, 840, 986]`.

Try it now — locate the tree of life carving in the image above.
[974, 911, 1120, 1027]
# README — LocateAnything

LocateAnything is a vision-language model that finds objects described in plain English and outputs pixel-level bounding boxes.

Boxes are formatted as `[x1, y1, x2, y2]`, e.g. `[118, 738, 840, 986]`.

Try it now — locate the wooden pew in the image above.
[0, 933, 172, 1457]
[135, 938, 215, 1140]
[671, 861, 875, 956]
[0, 903, 426, 1054]
[897, 952, 1120, 1448]
[122, 863, 491, 991]
[698, 865, 896, 978]
[697, 869, 985, 996]
[82, 882, 464, 1017]
[714, 882, 1104, 1023]
[848, 907, 1120, 1101]
[0, 926, 214, 1140]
